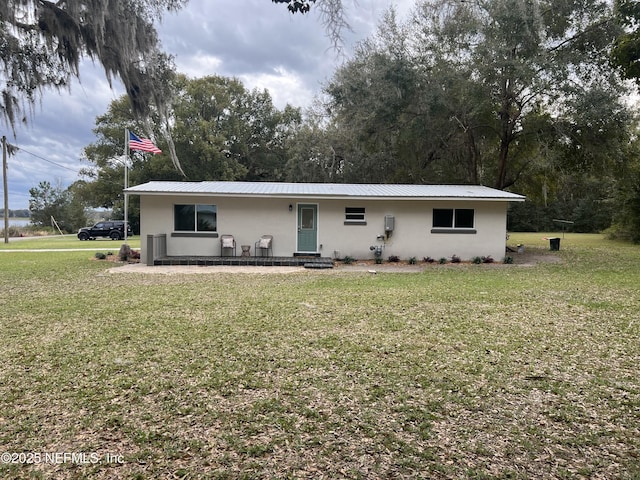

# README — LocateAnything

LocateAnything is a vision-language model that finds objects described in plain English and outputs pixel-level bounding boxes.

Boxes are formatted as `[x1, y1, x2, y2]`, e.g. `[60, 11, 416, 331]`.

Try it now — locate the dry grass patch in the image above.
[1, 240, 639, 479]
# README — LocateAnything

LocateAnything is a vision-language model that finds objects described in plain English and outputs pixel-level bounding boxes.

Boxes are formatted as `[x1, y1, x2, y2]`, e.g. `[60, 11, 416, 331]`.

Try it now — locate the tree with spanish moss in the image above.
[1, 0, 356, 134]
[0, 0, 188, 132]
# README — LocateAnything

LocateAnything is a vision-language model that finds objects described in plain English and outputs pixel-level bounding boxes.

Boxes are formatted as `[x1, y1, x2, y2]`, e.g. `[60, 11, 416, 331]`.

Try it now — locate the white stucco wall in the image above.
[138, 195, 511, 263]
[316, 199, 508, 261]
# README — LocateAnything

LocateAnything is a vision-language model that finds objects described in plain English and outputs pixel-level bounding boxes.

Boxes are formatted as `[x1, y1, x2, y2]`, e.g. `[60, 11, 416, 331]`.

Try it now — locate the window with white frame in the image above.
[432, 208, 475, 232]
[345, 207, 366, 225]
[174, 204, 217, 232]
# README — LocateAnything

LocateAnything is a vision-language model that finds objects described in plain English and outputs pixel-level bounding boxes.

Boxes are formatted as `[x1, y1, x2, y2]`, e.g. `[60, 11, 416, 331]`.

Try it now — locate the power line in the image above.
[12, 145, 82, 174]
[12, 144, 126, 189]
[13, 144, 125, 188]
[7, 191, 31, 198]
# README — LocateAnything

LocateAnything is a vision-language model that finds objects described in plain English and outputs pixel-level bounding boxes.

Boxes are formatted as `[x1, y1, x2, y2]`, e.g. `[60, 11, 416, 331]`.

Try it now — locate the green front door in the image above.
[297, 204, 318, 253]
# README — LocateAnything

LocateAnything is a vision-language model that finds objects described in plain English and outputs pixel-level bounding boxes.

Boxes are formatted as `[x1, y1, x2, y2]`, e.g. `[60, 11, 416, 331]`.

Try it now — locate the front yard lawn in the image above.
[0, 234, 639, 478]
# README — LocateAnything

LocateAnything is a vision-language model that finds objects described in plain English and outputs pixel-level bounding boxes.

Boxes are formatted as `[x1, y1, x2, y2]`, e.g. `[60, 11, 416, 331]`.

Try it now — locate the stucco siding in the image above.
[424, 201, 508, 260]
[140, 195, 298, 262]
[139, 195, 510, 263]
[315, 199, 507, 261]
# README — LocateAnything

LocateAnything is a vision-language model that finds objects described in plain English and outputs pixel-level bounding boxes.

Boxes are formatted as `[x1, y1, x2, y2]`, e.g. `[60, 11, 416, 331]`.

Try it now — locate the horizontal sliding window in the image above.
[433, 208, 475, 229]
[174, 204, 217, 232]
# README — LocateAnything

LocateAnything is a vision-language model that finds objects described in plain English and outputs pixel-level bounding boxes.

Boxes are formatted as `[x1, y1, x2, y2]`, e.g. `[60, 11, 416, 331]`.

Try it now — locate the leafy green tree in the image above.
[550, 87, 633, 176]
[75, 96, 172, 211]
[29, 181, 63, 227]
[76, 75, 301, 220]
[611, 0, 640, 82]
[286, 121, 345, 182]
[427, 0, 625, 190]
[322, 0, 629, 192]
[322, 8, 448, 184]
[608, 136, 640, 242]
[0, 0, 186, 131]
[613, 170, 640, 242]
[170, 75, 301, 181]
[28, 181, 87, 232]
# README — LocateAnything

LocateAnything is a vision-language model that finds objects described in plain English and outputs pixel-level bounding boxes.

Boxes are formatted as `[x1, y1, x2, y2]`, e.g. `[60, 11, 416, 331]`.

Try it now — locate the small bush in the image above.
[375, 257, 383, 264]
[439, 257, 448, 264]
[504, 256, 514, 264]
[118, 245, 140, 262]
[94, 252, 107, 260]
[408, 257, 417, 265]
[472, 256, 483, 264]
[0, 226, 24, 238]
[342, 256, 354, 264]
[451, 254, 461, 263]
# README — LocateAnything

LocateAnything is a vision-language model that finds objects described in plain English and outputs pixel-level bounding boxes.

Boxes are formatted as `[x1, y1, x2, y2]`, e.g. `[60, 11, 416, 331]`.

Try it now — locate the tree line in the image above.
[7, 0, 640, 240]
[1, 209, 30, 218]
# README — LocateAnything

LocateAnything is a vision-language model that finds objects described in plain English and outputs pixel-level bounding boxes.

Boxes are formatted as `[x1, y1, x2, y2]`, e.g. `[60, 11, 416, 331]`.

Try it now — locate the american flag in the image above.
[128, 131, 162, 154]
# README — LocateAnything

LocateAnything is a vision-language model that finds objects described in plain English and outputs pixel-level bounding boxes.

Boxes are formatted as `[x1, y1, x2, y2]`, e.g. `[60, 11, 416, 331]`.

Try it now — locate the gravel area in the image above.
[107, 249, 561, 275]
[108, 263, 306, 274]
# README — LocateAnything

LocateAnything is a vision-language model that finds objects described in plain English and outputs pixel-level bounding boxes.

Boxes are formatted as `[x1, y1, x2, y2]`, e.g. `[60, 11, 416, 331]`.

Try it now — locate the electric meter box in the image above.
[384, 215, 395, 232]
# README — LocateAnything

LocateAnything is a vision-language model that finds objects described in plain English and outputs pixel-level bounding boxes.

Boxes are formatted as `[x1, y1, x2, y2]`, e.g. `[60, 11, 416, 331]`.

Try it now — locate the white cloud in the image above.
[240, 67, 314, 109]
[174, 52, 223, 79]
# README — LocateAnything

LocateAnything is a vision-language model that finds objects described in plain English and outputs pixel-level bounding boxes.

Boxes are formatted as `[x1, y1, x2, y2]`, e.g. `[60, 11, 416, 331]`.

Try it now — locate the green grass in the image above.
[1, 234, 639, 479]
[0, 234, 140, 250]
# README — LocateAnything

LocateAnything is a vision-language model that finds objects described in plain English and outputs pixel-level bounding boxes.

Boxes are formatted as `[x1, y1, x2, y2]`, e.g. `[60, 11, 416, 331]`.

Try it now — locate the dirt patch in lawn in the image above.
[108, 263, 305, 274]
[509, 247, 562, 266]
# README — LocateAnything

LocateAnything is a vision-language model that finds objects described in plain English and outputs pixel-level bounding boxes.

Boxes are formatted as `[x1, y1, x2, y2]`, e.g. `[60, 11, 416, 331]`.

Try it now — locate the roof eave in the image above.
[125, 189, 525, 202]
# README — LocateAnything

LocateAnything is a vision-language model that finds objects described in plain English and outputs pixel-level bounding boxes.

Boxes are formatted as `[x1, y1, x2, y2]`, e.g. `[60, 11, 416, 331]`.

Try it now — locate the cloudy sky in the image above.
[4, 0, 415, 210]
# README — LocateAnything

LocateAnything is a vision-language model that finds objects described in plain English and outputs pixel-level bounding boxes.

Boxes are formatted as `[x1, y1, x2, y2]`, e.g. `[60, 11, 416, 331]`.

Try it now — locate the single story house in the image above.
[125, 181, 525, 264]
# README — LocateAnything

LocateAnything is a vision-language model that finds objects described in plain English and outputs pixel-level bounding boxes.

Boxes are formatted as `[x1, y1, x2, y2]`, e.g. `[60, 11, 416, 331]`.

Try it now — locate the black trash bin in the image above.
[549, 237, 561, 251]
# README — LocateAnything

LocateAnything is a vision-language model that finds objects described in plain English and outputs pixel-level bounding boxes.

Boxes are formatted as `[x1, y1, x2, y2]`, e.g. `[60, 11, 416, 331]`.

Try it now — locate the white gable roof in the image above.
[126, 181, 525, 201]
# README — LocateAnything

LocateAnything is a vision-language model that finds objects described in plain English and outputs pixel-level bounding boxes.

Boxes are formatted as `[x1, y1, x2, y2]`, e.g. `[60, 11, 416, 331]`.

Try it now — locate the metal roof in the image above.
[125, 181, 525, 201]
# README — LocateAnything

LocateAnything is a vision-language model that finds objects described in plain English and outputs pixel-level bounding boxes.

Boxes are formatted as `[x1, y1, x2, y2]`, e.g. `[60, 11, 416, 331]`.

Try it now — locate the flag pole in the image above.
[2, 136, 9, 244]
[124, 129, 129, 244]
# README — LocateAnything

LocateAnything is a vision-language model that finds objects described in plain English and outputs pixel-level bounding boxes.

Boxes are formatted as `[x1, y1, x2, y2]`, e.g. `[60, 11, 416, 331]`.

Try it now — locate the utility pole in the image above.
[124, 129, 129, 244]
[2, 135, 8, 244]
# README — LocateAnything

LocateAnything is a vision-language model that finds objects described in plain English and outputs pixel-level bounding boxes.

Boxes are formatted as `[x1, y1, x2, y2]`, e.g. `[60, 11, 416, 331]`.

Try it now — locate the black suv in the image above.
[77, 221, 133, 241]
